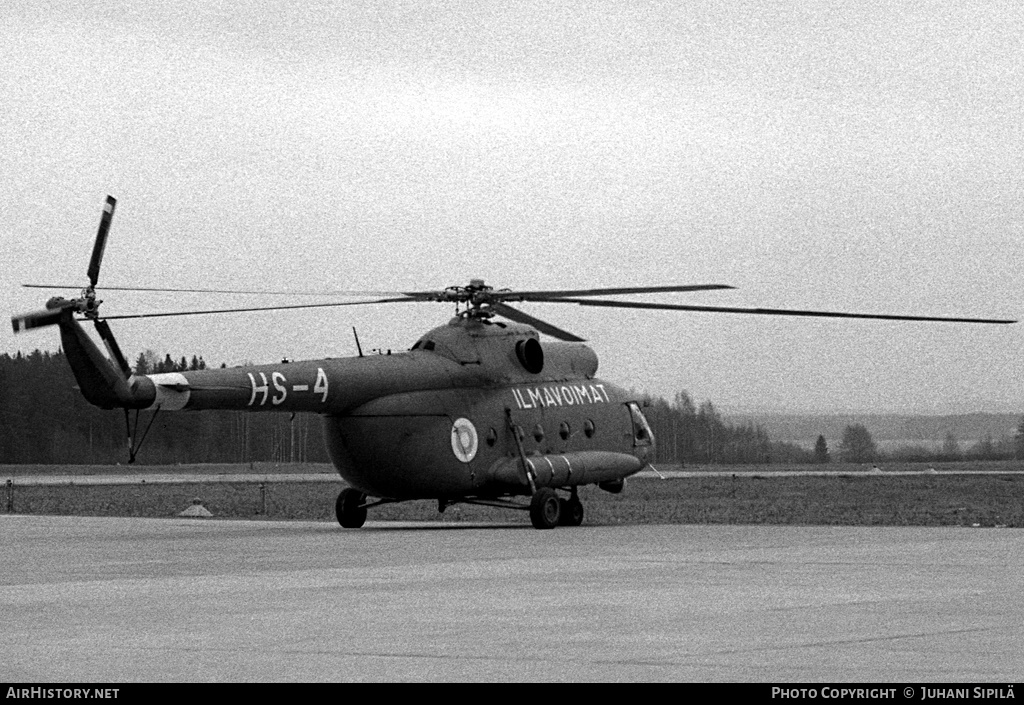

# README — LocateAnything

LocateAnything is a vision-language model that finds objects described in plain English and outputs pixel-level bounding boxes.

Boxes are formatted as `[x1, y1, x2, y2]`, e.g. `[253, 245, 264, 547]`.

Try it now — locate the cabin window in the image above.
[486, 427, 497, 447]
[532, 424, 545, 442]
[558, 422, 570, 441]
[583, 419, 596, 438]
[626, 402, 654, 447]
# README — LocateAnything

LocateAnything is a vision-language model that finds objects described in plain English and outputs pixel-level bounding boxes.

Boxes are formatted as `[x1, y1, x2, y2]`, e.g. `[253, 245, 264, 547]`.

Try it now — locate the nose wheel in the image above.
[559, 494, 584, 527]
[335, 488, 368, 528]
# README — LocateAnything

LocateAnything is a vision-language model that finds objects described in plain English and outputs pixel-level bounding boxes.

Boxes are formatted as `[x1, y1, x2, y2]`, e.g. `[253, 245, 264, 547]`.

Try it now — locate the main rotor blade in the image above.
[512, 284, 735, 300]
[554, 298, 1018, 324]
[11, 309, 65, 333]
[22, 284, 408, 296]
[489, 303, 586, 341]
[383, 284, 737, 305]
[22, 282, 736, 300]
[87, 196, 116, 287]
[98, 297, 414, 320]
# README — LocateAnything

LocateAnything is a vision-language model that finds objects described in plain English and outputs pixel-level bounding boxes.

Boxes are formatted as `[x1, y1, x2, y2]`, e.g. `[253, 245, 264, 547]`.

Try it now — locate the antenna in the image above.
[352, 327, 363, 357]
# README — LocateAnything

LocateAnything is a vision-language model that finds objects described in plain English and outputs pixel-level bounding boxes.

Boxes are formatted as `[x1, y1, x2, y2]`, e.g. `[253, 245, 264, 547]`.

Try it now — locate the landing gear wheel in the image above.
[529, 487, 561, 530]
[335, 488, 367, 528]
[559, 497, 584, 527]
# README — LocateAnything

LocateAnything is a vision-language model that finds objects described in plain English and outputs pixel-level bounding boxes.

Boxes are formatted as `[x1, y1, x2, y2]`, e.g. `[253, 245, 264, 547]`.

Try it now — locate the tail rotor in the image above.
[11, 196, 117, 334]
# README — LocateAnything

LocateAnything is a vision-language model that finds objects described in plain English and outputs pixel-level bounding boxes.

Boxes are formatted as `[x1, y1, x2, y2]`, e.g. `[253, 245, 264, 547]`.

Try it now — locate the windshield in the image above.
[627, 402, 654, 447]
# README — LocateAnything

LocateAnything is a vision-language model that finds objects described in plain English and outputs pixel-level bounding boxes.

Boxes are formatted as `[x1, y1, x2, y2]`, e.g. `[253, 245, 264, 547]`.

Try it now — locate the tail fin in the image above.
[59, 314, 153, 409]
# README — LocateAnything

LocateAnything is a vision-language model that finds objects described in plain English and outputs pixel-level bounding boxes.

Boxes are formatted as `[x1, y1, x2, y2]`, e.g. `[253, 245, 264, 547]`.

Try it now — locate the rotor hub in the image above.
[80, 287, 102, 318]
[439, 280, 502, 319]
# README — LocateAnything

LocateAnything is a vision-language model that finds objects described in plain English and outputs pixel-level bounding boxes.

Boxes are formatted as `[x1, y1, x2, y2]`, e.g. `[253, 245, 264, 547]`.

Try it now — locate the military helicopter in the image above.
[11, 197, 1017, 529]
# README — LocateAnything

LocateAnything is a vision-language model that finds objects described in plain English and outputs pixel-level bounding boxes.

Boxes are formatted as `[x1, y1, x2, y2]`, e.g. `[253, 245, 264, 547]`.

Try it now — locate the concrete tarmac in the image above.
[1, 515, 1021, 683]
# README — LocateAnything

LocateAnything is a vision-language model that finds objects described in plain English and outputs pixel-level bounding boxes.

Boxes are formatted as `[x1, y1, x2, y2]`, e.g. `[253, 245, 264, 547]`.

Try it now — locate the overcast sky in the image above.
[3, 1, 1021, 414]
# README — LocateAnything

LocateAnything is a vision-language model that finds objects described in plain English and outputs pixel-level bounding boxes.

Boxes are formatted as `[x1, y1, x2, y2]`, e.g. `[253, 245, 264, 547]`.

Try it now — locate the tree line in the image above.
[2, 349, 1022, 465]
[0, 350, 327, 465]
[641, 392, 779, 465]
[828, 423, 1022, 464]
[643, 399, 1023, 465]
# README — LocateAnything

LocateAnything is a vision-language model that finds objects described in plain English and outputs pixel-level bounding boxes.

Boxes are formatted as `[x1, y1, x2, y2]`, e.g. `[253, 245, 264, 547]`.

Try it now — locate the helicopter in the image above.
[10, 197, 1017, 529]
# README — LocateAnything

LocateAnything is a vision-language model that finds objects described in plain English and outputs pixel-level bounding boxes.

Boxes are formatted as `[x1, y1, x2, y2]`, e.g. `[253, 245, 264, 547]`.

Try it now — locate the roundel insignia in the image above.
[450, 417, 479, 463]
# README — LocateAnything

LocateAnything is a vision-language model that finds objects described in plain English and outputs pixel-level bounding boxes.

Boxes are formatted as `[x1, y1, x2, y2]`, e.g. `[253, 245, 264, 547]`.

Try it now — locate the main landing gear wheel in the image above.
[529, 487, 561, 530]
[335, 488, 367, 528]
[559, 496, 584, 527]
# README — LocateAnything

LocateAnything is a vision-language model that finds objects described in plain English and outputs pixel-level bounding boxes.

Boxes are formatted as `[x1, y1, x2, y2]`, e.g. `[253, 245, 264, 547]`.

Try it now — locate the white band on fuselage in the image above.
[146, 373, 191, 411]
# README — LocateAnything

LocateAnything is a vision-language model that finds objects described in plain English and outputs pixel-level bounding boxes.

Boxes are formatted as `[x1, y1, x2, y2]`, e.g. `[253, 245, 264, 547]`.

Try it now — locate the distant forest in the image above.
[2, 349, 1021, 465]
[1, 350, 326, 465]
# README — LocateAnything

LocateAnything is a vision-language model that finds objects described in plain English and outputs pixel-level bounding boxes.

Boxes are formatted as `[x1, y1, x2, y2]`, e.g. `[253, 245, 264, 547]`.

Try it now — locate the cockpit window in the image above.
[627, 402, 654, 447]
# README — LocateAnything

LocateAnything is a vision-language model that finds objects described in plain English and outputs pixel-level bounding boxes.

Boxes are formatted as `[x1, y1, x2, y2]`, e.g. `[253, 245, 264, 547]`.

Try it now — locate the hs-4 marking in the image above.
[247, 367, 328, 406]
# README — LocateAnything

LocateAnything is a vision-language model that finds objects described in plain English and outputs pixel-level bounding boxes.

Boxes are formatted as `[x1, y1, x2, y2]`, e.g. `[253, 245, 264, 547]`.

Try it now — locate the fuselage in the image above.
[60, 314, 654, 499]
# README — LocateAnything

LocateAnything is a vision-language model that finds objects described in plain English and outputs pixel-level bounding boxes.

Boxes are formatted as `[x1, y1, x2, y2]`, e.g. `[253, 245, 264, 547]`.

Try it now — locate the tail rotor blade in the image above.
[11, 309, 65, 333]
[87, 196, 116, 287]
